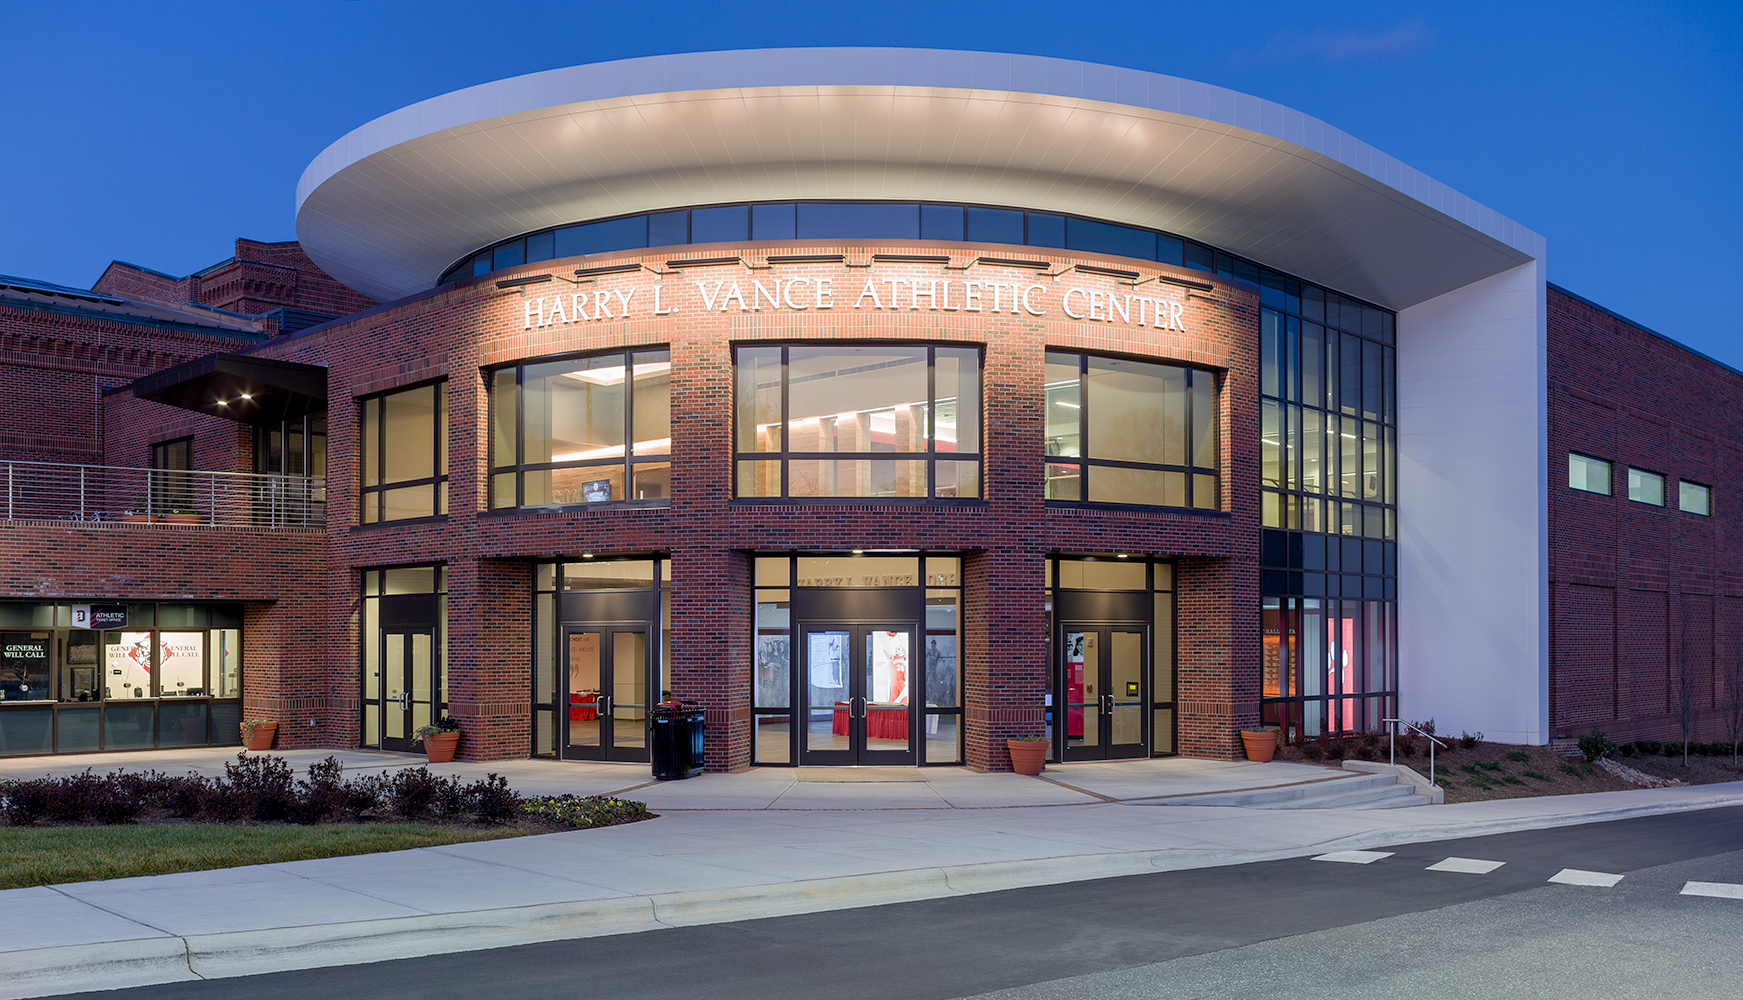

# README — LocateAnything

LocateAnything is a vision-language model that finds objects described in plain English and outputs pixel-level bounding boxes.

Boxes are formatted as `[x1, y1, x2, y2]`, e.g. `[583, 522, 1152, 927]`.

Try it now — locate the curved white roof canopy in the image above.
[296, 48, 1543, 306]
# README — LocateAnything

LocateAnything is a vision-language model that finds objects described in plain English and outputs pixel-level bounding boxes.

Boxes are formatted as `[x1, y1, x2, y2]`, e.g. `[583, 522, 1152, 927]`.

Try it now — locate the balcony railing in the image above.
[1, 461, 326, 528]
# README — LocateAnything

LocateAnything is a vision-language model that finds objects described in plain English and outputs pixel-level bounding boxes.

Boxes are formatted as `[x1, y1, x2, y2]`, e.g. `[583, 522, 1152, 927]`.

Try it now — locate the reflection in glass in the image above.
[613, 632, 647, 749]
[567, 632, 601, 747]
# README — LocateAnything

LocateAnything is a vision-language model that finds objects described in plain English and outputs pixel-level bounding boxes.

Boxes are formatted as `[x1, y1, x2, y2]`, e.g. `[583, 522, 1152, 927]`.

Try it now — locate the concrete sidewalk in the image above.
[4, 749, 1743, 999]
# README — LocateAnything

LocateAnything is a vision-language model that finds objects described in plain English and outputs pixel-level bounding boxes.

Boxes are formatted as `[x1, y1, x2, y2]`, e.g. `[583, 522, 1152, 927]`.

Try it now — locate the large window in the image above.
[1044, 353, 1217, 509]
[0, 602, 242, 756]
[490, 349, 671, 508]
[360, 382, 447, 523]
[734, 345, 981, 500]
[1257, 279, 1396, 539]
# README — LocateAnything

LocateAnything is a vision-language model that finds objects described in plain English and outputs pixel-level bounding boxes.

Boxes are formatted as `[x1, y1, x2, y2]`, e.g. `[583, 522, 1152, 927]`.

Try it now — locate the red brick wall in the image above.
[1548, 287, 1743, 744]
[0, 301, 260, 465]
[92, 240, 376, 319]
[232, 241, 1260, 768]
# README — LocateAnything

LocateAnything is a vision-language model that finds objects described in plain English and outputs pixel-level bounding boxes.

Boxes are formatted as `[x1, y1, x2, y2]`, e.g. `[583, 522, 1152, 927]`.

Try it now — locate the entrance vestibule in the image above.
[532, 558, 669, 762]
[753, 554, 963, 766]
[1049, 557, 1177, 761]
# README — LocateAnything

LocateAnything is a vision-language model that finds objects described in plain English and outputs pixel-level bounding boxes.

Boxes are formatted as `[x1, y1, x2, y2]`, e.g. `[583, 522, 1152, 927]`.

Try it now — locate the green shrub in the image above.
[1506, 750, 1530, 763]
[1578, 730, 1616, 763]
[1522, 770, 1550, 781]
[521, 795, 646, 829]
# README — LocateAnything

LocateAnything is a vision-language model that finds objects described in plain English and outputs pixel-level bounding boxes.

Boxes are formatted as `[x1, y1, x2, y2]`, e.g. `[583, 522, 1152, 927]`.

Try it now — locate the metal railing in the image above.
[2, 460, 325, 528]
[1385, 717, 1448, 788]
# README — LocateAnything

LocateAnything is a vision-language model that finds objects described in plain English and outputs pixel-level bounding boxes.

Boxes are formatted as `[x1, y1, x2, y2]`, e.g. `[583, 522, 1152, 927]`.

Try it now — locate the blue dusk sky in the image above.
[3, 2, 1738, 363]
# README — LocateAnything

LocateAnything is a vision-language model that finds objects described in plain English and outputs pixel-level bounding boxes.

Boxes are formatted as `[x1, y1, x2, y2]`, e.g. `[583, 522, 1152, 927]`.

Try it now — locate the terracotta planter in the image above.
[123, 514, 159, 523]
[1240, 729, 1278, 763]
[243, 721, 277, 750]
[162, 513, 202, 525]
[424, 731, 460, 763]
[1007, 739, 1049, 775]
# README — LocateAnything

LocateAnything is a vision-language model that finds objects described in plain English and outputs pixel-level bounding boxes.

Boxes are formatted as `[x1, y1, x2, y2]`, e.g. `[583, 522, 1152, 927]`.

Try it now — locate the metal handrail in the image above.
[1384, 717, 1449, 789]
[0, 459, 325, 528]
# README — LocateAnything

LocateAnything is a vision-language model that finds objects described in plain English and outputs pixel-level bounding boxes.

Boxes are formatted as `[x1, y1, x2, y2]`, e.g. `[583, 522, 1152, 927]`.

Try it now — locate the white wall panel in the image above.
[1397, 260, 1548, 743]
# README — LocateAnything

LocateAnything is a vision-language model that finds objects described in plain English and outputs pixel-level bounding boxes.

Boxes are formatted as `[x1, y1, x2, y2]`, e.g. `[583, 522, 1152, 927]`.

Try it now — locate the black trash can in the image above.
[650, 701, 705, 780]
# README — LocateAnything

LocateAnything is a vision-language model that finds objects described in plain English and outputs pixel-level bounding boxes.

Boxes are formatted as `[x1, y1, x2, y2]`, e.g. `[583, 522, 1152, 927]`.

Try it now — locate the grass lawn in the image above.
[0, 822, 531, 889]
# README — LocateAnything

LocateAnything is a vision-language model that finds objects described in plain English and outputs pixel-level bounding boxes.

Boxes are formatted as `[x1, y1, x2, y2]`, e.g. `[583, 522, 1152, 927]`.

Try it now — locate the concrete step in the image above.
[1254, 778, 1424, 810]
[1147, 771, 1405, 809]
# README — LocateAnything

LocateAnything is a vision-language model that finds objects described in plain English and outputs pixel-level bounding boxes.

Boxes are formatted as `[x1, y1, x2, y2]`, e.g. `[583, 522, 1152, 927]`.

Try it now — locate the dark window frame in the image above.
[487, 346, 672, 511]
[732, 342, 985, 504]
[357, 379, 448, 526]
[1042, 350, 1220, 512]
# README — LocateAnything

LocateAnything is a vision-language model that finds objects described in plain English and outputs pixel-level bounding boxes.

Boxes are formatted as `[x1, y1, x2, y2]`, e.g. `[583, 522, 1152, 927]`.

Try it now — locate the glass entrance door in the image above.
[798, 623, 915, 766]
[1059, 625, 1147, 760]
[379, 628, 433, 753]
[563, 626, 650, 762]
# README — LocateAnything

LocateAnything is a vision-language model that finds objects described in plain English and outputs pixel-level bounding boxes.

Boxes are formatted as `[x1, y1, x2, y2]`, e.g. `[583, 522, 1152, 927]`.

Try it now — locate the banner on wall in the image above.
[868, 631, 908, 705]
[105, 632, 153, 698]
[157, 632, 205, 696]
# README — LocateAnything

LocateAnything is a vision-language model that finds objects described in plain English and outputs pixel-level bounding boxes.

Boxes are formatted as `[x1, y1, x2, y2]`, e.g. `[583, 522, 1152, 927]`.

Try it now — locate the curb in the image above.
[6, 790, 1743, 999]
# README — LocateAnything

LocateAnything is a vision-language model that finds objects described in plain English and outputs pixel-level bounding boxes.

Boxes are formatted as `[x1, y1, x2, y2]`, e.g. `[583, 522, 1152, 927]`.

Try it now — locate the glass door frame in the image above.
[561, 622, 653, 763]
[377, 627, 434, 753]
[1055, 622, 1150, 762]
[796, 620, 919, 767]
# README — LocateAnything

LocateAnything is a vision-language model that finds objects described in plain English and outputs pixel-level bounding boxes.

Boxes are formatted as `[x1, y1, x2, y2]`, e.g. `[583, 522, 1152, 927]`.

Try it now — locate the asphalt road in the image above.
[75, 806, 1743, 1000]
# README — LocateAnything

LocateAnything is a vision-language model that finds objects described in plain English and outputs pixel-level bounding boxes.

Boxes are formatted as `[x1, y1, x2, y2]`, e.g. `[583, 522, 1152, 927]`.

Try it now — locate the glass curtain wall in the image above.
[491, 350, 672, 508]
[1254, 269, 1398, 740]
[734, 345, 982, 500]
[1044, 354, 1218, 508]
[0, 603, 242, 755]
[360, 383, 448, 523]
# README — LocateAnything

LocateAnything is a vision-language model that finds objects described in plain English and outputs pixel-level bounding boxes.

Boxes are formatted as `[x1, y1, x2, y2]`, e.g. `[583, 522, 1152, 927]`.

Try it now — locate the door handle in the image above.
[855, 697, 867, 718]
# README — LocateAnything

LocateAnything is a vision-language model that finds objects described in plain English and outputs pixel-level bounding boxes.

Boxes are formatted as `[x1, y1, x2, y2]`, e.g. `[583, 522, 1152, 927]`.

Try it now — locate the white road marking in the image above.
[1548, 868, 1623, 887]
[1312, 851, 1395, 864]
[1426, 857, 1506, 874]
[1681, 881, 1743, 899]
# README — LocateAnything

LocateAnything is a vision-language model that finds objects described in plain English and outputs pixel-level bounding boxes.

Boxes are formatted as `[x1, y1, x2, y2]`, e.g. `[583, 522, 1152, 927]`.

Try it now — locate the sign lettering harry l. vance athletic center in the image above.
[522, 272, 1191, 332]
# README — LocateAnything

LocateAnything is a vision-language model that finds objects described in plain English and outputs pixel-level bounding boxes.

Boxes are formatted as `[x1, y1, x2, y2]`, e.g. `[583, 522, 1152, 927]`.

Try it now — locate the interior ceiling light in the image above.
[560, 361, 671, 386]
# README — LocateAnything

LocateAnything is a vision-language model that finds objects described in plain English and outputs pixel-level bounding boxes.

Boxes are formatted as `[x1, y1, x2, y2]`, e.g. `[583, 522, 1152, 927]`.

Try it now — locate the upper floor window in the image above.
[360, 382, 447, 523]
[149, 436, 193, 512]
[1567, 453, 1612, 496]
[1679, 480, 1712, 516]
[490, 349, 670, 508]
[1044, 352, 1218, 509]
[734, 344, 981, 500]
[1627, 467, 1664, 506]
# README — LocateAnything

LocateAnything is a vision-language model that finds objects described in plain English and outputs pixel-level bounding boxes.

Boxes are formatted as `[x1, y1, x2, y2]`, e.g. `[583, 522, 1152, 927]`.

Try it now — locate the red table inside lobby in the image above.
[570, 693, 597, 721]
[832, 702, 908, 739]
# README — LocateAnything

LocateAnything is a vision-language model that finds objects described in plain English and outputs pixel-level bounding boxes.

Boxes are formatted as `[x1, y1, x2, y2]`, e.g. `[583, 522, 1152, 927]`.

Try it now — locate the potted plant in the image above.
[416, 716, 463, 762]
[123, 497, 158, 523]
[241, 718, 277, 750]
[1006, 735, 1049, 775]
[1240, 727, 1279, 763]
[162, 508, 203, 525]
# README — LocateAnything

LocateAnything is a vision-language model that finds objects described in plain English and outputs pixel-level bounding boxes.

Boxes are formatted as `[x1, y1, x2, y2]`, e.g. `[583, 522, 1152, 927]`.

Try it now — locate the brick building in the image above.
[1, 49, 1734, 766]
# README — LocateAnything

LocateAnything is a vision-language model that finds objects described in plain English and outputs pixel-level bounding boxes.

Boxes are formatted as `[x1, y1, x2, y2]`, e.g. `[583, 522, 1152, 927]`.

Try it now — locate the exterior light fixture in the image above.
[239, 392, 251, 400]
[495, 274, 553, 289]
[215, 400, 227, 407]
